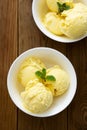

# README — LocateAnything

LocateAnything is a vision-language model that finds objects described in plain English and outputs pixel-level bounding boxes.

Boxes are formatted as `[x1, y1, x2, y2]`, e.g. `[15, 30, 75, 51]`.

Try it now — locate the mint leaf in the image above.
[35, 69, 46, 80]
[57, 2, 70, 13]
[35, 68, 56, 82]
[63, 3, 70, 10]
[42, 68, 46, 77]
[46, 75, 56, 81]
[35, 71, 43, 78]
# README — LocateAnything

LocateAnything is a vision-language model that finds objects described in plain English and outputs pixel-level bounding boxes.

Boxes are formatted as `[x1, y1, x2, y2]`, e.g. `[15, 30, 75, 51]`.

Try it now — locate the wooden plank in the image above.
[18, 0, 67, 130]
[18, 110, 67, 130]
[66, 39, 87, 130]
[0, 0, 18, 130]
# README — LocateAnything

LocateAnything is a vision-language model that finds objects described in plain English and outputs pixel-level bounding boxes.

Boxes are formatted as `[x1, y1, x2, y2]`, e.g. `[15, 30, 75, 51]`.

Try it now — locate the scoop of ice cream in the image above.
[18, 57, 46, 87]
[60, 3, 87, 38]
[46, 0, 73, 12]
[19, 57, 45, 70]
[46, 65, 70, 96]
[44, 12, 63, 35]
[21, 82, 53, 113]
[18, 66, 39, 87]
[25, 79, 39, 89]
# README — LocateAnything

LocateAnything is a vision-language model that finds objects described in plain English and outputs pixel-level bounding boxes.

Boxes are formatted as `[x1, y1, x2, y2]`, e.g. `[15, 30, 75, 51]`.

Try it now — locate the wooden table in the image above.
[0, 0, 87, 130]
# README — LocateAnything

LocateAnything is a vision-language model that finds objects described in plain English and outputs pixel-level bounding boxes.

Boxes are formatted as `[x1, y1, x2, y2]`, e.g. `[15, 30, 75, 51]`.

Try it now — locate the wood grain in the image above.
[18, 110, 67, 130]
[66, 40, 87, 130]
[0, 0, 17, 130]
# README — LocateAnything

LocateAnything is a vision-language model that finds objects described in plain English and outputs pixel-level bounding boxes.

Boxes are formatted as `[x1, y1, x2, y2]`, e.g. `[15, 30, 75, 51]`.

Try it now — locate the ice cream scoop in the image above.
[18, 66, 39, 87]
[61, 3, 87, 38]
[46, 65, 70, 96]
[18, 57, 46, 87]
[21, 82, 53, 113]
[19, 57, 45, 70]
[44, 12, 63, 35]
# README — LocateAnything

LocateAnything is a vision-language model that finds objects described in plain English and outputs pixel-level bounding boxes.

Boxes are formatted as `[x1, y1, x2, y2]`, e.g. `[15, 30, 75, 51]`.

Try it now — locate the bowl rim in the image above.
[32, 0, 87, 43]
[7, 47, 77, 117]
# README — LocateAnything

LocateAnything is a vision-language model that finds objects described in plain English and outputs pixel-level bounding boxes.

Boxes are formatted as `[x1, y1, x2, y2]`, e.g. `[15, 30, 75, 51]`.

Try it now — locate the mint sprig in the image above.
[46, 75, 56, 81]
[35, 68, 56, 82]
[57, 2, 70, 13]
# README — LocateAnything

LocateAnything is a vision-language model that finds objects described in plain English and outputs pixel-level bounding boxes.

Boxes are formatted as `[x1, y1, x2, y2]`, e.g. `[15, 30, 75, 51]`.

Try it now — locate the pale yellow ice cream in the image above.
[46, 65, 70, 96]
[61, 3, 87, 38]
[17, 57, 70, 113]
[18, 57, 46, 87]
[21, 82, 53, 113]
[46, 0, 73, 12]
[43, 1, 87, 39]
[44, 12, 63, 35]
[19, 57, 45, 70]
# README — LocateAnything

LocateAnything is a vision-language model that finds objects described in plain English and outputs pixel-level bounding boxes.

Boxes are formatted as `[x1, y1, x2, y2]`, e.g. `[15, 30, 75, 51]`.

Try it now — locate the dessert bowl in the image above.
[32, 0, 87, 43]
[7, 47, 77, 117]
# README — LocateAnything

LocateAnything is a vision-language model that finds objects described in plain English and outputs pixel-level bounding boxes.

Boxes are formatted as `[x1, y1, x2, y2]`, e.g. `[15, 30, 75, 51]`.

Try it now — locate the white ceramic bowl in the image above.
[7, 47, 77, 117]
[32, 0, 87, 43]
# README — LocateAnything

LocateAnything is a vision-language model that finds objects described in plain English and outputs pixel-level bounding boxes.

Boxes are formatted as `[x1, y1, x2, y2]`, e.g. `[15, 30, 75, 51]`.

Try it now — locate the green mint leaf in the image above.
[63, 3, 70, 10]
[35, 68, 56, 82]
[57, 2, 63, 12]
[35, 71, 43, 79]
[42, 68, 46, 77]
[46, 75, 56, 81]
[57, 2, 70, 13]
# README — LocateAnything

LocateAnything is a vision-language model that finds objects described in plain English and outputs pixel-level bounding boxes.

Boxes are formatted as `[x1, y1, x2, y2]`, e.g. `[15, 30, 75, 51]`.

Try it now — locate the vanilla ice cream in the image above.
[46, 0, 73, 12]
[44, 12, 63, 35]
[61, 3, 87, 38]
[46, 65, 70, 96]
[21, 82, 53, 113]
[43, 1, 87, 39]
[17, 56, 70, 113]
[18, 57, 46, 87]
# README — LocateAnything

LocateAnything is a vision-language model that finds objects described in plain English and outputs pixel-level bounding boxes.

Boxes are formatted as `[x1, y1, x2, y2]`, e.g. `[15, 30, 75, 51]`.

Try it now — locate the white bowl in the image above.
[7, 47, 77, 117]
[32, 0, 87, 43]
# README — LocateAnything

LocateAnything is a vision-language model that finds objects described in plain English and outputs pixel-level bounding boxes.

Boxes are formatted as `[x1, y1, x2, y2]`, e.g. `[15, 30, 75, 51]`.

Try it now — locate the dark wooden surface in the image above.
[0, 0, 87, 130]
